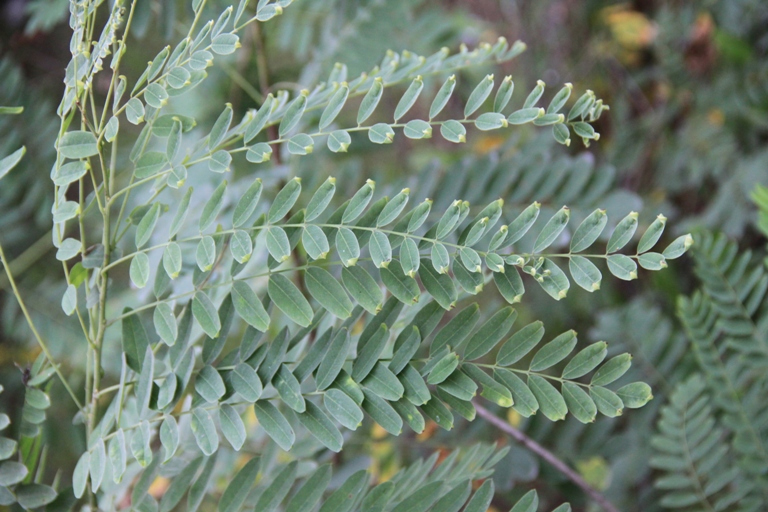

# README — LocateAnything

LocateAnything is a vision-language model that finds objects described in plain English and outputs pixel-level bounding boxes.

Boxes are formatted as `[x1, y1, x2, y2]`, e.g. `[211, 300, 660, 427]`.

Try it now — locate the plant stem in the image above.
[474, 404, 619, 512]
[0, 239, 84, 410]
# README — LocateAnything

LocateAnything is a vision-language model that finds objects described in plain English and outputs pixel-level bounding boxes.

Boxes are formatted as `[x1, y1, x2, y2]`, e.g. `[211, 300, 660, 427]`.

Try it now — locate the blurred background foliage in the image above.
[0, 0, 766, 510]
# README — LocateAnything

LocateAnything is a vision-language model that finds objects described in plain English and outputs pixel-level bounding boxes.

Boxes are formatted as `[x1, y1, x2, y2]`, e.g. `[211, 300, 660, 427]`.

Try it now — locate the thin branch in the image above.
[474, 403, 619, 512]
[0, 239, 84, 411]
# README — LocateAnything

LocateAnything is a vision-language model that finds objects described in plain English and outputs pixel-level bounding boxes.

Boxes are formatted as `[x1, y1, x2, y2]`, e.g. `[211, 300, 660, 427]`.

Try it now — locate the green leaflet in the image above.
[199, 180, 227, 232]
[135, 203, 161, 248]
[547, 83, 573, 113]
[343, 180, 375, 223]
[617, 382, 653, 408]
[494, 76, 515, 112]
[362, 362, 404, 401]
[231, 281, 270, 332]
[192, 292, 221, 338]
[357, 77, 383, 125]
[232, 178, 262, 227]
[316, 329, 351, 390]
[427, 351, 459, 385]
[533, 206, 570, 253]
[342, 265, 383, 313]
[569, 255, 602, 292]
[440, 120, 467, 143]
[570, 209, 607, 253]
[464, 479, 494, 512]
[396, 480, 445, 511]
[494, 369, 539, 417]
[109, 430, 127, 483]
[319, 83, 349, 130]
[285, 464, 332, 512]
[336, 227, 361, 266]
[606, 212, 638, 253]
[324, 388, 363, 431]
[268, 273, 313, 327]
[404, 119, 432, 139]
[510, 490, 539, 512]
[327, 130, 351, 153]
[394, 76, 424, 121]
[362, 389, 402, 435]
[465, 74, 494, 117]
[494, 264, 525, 304]
[196, 236, 216, 271]
[524, 80, 546, 108]
[159, 417, 179, 463]
[136, 347, 154, 418]
[162, 242, 182, 279]
[219, 457, 260, 512]
[528, 375, 567, 421]
[253, 461, 297, 512]
[419, 259, 457, 310]
[392, 398, 426, 434]
[273, 365, 306, 412]
[529, 330, 577, 371]
[592, 353, 632, 386]
[305, 267, 353, 319]
[230, 230, 253, 263]
[463, 307, 517, 360]
[169, 187, 193, 238]
[496, 320, 545, 366]
[305, 177, 336, 221]
[297, 401, 343, 452]
[399, 238, 420, 276]
[607, 254, 638, 281]
[562, 342, 607, 380]
[254, 401, 295, 451]
[219, 405, 247, 451]
[268, 177, 302, 223]
[122, 308, 149, 372]
[420, 396, 454, 430]
[438, 369, 478, 401]
[279, 92, 308, 137]
[353, 323, 389, 381]
[369, 231, 392, 268]
[380, 261, 420, 305]
[430, 75, 456, 119]
[505, 202, 540, 246]
[195, 365, 225, 403]
[266, 226, 291, 262]
[159, 455, 201, 511]
[400, 363, 431, 405]
[129, 253, 150, 288]
[563, 382, 597, 423]
[232, 363, 263, 402]
[638, 214, 667, 253]
[431, 303, 480, 355]
[590, 387, 624, 417]
[318, 470, 369, 512]
[191, 408, 219, 455]
[59, 130, 98, 159]
[537, 258, 570, 300]
[508, 107, 543, 125]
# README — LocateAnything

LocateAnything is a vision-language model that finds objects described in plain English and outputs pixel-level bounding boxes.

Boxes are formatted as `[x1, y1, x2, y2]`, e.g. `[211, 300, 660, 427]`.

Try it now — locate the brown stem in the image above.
[474, 403, 619, 512]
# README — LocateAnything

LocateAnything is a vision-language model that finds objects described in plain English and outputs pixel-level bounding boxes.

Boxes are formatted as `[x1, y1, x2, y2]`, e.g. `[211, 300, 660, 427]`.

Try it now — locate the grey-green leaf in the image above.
[254, 401, 295, 451]
[231, 281, 270, 332]
[193, 292, 221, 338]
[268, 274, 314, 327]
[191, 408, 219, 455]
[305, 267, 353, 319]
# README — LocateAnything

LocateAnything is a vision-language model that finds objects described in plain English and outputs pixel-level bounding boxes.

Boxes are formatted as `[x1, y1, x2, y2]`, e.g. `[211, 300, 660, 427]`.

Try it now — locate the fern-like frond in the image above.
[677, 232, 768, 500]
[651, 376, 761, 511]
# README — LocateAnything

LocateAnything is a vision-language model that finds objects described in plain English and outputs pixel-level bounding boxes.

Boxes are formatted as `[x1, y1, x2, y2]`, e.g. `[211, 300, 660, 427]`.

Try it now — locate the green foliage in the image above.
[4, 0, 749, 510]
